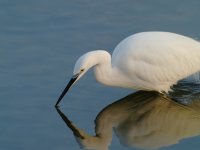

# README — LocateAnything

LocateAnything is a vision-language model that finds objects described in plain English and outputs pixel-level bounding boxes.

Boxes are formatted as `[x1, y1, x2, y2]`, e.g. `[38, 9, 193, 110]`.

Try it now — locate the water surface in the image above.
[2, 0, 200, 150]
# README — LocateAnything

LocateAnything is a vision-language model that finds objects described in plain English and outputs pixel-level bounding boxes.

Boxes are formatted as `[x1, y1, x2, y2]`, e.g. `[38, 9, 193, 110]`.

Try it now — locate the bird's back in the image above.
[112, 32, 200, 92]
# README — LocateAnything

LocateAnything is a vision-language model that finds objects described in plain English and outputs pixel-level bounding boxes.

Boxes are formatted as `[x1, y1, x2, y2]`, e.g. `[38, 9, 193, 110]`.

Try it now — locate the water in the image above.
[2, 0, 200, 150]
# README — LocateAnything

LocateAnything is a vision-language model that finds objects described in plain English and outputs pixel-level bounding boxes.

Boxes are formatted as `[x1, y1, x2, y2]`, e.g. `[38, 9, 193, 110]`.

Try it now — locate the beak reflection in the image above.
[55, 106, 85, 139]
[55, 74, 79, 106]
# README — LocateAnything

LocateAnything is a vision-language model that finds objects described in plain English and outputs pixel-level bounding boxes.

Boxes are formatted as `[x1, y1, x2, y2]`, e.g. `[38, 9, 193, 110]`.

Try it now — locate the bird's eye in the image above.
[80, 69, 84, 72]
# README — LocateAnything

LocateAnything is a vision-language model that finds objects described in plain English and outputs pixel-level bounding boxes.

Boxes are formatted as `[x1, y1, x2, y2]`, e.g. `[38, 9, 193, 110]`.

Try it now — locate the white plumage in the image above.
[111, 32, 200, 92]
[56, 31, 200, 106]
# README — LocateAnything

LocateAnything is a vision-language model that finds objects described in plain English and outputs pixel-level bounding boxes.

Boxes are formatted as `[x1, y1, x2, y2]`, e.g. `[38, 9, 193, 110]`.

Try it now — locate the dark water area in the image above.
[2, 0, 200, 150]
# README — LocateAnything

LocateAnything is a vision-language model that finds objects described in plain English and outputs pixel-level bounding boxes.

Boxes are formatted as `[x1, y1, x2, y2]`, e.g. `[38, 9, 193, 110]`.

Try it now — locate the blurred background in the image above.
[1, 0, 200, 149]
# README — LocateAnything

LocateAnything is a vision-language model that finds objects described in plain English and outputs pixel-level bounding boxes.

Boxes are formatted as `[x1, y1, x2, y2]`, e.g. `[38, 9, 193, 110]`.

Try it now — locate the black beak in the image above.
[55, 74, 79, 106]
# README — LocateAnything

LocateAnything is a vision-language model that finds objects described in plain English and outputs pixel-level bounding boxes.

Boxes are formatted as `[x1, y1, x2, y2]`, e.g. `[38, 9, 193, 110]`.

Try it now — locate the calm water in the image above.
[2, 0, 200, 150]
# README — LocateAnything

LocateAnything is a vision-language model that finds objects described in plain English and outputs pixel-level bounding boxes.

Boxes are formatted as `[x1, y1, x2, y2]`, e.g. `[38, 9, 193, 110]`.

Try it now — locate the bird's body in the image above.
[110, 32, 200, 92]
[56, 31, 200, 106]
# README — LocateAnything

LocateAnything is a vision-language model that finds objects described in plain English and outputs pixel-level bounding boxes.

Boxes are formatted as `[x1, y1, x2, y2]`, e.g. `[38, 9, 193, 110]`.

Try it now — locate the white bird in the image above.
[55, 31, 200, 106]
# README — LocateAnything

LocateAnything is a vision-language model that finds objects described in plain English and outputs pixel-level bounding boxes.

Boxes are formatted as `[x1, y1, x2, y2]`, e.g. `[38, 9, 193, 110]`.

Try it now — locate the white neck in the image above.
[93, 50, 132, 88]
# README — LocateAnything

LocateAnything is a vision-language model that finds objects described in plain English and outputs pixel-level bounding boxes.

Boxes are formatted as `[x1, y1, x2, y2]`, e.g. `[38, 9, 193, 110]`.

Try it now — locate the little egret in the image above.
[55, 31, 200, 106]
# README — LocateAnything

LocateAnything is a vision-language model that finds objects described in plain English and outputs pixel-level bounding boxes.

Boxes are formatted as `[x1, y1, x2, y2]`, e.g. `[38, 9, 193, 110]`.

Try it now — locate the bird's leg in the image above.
[159, 92, 189, 106]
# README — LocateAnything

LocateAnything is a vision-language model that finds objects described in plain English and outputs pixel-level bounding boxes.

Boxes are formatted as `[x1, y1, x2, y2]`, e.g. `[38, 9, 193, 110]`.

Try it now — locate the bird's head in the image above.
[55, 51, 99, 106]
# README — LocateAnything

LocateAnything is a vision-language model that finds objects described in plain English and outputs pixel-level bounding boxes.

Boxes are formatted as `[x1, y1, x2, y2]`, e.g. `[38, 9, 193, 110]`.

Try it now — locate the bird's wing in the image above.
[112, 32, 200, 92]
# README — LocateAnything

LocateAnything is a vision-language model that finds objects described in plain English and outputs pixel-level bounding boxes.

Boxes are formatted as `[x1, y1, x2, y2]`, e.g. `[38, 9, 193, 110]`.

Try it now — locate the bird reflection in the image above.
[55, 91, 200, 150]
